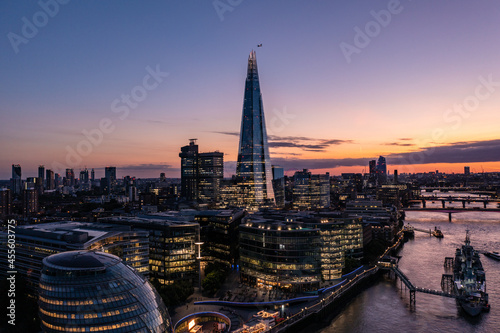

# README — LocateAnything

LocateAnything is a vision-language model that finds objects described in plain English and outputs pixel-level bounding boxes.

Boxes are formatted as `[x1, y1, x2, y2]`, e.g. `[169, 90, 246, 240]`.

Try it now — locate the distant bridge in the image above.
[403, 207, 500, 221]
[421, 187, 497, 196]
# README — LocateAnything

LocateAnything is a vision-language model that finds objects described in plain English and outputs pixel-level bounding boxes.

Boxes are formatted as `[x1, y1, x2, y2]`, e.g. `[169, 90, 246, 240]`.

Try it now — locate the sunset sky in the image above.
[1, 1, 500, 179]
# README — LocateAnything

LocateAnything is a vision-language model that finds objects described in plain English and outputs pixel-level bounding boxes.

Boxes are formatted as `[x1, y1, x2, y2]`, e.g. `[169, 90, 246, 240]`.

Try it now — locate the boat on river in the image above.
[453, 230, 489, 316]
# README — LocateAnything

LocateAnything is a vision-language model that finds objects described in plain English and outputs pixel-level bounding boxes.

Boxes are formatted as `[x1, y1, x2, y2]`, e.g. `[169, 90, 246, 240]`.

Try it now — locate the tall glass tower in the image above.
[236, 50, 275, 204]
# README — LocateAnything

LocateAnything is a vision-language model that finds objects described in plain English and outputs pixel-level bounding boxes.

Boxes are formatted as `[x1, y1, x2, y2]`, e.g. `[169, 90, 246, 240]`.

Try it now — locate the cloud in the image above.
[267, 139, 500, 172]
[212, 131, 239, 137]
[384, 142, 416, 147]
[268, 141, 330, 150]
[270, 152, 302, 156]
[212, 131, 354, 153]
[388, 139, 500, 166]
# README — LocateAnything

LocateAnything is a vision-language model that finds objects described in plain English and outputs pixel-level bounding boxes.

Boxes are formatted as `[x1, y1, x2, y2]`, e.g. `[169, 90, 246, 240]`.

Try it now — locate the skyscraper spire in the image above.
[236, 50, 275, 204]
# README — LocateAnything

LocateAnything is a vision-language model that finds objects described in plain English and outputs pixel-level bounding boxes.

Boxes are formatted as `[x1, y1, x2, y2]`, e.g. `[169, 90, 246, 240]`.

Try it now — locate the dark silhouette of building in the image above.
[236, 50, 275, 205]
[23, 188, 38, 218]
[65, 168, 75, 187]
[272, 165, 285, 207]
[376, 156, 387, 184]
[0, 188, 11, 217]
[180, 139, 199, 200]
[54, 173, 61, 188]
[179, 139, 223, 202]
[38, 165, 45, 187]
[45, 169, 55, 190]
[369, 160, 376, 175]
[10, 164, 22, 196]
[105, 166, 117, 192]
[194, 209, 245, 268]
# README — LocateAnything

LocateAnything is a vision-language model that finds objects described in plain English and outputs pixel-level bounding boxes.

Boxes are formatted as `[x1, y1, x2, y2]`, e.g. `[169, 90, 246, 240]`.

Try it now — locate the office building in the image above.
[345, 199, 398, 243]
[38, 165, 45, 187]
[65, 168, 75, 187]
[91, 168, 95, 181]
[179, 140, 224, 202]
[0, 188, 11, 217]
[464, 166, 471, 175]
[39, 251, 172, 333]
[105, 166, 117, 192]
[236, 50, 275, 206]
[376, 156, 387, 184]
[23, 188, 38, 218]
[0, 222, 149, 292]
[101, 216, 199, 285]
[45, 169, 55, 190]
[194, 209, 245, 268]
[79, 168, 90, 191]
[369, 160, 376, 175]
[272, 165, 285, 208]
[10, 164, 22, 195]
[239, 211, 364, 289]
[239, 218, 322, 292]
[292, 169, 330, 210]
[179, 139, 199, 200]
[198, 151, 224, 202]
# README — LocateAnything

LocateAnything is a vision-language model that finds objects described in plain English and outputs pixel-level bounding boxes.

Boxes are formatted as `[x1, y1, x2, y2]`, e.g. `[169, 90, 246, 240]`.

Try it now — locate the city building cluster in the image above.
[2, 51, 500, 332]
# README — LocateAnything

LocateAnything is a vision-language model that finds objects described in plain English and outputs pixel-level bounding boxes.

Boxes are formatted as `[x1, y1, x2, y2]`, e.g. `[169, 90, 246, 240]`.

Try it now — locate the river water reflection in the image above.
[313, 210, 500, 333]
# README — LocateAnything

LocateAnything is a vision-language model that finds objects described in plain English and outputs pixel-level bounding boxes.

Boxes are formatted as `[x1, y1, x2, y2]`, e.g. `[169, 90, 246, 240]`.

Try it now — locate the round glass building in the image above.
[38, 250, 172, 333]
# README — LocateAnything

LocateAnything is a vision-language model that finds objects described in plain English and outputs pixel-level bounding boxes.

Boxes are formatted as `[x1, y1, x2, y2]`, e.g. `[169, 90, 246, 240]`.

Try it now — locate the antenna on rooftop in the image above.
[189, 138, 198, 145]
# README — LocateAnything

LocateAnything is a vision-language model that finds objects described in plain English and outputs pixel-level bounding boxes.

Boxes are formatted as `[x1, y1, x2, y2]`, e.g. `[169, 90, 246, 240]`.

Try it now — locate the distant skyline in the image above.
[2, 1, 500, 179]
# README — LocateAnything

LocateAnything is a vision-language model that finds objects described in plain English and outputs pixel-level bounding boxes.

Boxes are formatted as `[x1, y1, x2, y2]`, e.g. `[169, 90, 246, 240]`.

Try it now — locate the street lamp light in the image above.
[195, 242, 204, 290]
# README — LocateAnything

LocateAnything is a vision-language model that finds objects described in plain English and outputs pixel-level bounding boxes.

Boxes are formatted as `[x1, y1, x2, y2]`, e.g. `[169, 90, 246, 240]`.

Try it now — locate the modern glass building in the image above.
[376, 156, 387, 184]
[239, 218, 322, 292]
[39, 251, 172, 333]
[101, 216, 199, 285]
[239, 212, 364, 288]
[0, 221, 149, 294]
[236, 50, 275, 205]
[179, 139, 224, 202]
[292, 169, 330, 210]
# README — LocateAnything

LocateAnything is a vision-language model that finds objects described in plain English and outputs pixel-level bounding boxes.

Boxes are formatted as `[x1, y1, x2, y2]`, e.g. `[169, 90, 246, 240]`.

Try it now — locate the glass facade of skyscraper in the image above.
[236, 51, 275, 205]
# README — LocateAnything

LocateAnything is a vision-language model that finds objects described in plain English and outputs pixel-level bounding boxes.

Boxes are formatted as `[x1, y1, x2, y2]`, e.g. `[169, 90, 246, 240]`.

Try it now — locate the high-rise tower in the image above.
[236, 50, 275, 204]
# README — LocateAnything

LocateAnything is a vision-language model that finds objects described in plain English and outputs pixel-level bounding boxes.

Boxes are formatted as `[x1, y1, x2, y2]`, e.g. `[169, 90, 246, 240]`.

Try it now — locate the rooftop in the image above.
[43, 250, 120, 271]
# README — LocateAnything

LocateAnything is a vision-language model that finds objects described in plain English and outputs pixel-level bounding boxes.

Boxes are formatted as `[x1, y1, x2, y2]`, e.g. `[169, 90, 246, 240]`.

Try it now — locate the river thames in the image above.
[314, 207, 500, 333]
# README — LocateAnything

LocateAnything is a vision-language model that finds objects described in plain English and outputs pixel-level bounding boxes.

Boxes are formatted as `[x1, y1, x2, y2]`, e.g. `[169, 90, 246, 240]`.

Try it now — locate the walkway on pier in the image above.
[379, 265, 460, 306]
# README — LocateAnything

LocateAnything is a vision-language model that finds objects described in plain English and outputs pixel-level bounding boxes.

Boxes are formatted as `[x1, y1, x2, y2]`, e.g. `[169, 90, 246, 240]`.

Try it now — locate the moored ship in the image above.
[453, 230, 489, 316]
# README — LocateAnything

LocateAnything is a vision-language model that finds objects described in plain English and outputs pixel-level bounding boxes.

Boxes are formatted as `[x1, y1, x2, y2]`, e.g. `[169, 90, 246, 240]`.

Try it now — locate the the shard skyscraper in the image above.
[236, 50, 275, 204]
